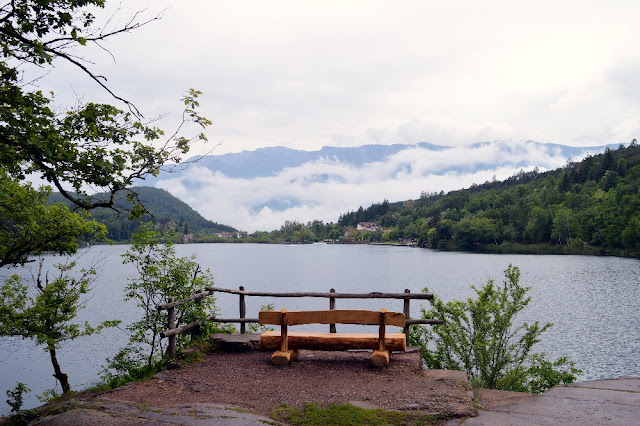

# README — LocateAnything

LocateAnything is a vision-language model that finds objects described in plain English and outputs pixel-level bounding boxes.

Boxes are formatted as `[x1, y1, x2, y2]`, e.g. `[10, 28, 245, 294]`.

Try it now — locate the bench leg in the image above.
[271, 349, 298, 366]
[371, 350, 390, 367]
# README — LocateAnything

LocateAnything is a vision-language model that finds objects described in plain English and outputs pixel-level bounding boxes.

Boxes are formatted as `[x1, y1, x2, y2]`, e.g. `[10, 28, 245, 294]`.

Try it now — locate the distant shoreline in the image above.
[83, 239, 639, 259]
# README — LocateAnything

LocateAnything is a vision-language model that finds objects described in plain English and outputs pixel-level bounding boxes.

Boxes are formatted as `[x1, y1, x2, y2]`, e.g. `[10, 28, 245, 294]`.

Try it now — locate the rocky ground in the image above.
[16, 345, 478, 425]
[13, 347, 639, 425]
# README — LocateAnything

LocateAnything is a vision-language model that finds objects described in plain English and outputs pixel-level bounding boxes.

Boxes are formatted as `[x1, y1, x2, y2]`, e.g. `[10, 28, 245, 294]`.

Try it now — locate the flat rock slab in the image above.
[210, 333, 261, 352]
[26, 400, 276, 425]
[448, 376, 640, 426]
[570, 375, 640, 392]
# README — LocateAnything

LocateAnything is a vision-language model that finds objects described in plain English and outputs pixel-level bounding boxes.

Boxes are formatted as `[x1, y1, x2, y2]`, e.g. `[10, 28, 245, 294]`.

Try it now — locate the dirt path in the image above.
[100, 350, 475, 418]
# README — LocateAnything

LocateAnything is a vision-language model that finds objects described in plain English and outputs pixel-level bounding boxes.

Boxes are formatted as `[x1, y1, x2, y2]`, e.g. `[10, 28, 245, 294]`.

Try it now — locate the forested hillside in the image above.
[49, 187, 236, 242]
[338, 143, 640, 256]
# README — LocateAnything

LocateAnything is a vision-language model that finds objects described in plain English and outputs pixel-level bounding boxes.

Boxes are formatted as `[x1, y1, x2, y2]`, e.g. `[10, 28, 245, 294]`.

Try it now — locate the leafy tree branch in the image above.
[0, 257, 120, 393]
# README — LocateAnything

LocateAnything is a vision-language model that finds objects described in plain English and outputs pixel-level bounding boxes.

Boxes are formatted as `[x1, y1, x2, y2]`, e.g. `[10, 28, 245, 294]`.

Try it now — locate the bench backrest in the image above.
[259, 309, 405, 327]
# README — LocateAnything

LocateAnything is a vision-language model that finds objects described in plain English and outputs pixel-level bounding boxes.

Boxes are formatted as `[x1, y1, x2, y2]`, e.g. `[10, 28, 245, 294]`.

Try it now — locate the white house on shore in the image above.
[356, 222, 382, 232]
[215, 232, 237, 239]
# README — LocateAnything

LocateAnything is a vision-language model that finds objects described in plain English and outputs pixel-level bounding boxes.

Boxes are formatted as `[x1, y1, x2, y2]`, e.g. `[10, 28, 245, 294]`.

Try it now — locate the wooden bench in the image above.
[258, 308, 406, 367]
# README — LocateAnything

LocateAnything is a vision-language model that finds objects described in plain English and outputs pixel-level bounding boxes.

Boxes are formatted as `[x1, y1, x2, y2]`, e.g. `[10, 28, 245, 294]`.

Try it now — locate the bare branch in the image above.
[94, 39, 116, 62]
[2, 6, 165, 116]
[161, 141, 223, 173]
[44, 9, 162, 47]
[22, 69, 50, 86]
[44, 45, 142, 116]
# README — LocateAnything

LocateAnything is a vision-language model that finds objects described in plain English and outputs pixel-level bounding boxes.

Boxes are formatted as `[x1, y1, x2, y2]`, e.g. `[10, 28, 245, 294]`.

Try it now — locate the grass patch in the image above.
[271, 403, 439, 425]
[91, 361, 165, 392]
[92, 341, 210, 393]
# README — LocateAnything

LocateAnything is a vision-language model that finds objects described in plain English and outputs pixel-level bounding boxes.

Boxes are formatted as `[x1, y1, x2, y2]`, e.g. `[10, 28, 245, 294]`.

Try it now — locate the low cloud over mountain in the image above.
[152, 141, 619, 232]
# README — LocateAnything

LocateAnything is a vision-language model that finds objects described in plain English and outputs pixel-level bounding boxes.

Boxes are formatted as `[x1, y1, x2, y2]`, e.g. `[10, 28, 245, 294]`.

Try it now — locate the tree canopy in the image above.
[1, 0, 211, 265]
[336, 143, 640, 256]
[0, 0, 212, 397]
[0, 172, 105, 267]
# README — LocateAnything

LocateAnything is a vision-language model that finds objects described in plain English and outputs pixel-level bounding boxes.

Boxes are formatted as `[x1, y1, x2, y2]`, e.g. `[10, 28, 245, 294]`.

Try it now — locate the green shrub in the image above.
[6, 382, 30, 415]
[411, 265, 580, 393]
[104, 224, 229, 382]
[246, 303, 274, 333]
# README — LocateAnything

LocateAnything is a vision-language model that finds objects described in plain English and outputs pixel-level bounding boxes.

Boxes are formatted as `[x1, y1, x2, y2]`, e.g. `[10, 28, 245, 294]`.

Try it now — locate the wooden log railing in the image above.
[157, 286, 443, 360]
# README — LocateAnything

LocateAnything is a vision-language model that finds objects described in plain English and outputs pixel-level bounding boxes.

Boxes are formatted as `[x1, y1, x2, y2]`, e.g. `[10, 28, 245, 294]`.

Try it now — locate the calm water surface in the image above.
[1, 243, 639, 414]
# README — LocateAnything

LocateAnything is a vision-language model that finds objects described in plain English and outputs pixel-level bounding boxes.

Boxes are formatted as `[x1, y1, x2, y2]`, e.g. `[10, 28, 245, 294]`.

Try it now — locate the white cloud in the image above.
[156, 142, 573, 232]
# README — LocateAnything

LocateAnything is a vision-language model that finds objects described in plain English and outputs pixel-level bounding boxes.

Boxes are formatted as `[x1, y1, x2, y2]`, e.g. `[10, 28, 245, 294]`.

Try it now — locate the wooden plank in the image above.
[259, 331, 406, 351]
[161, 316, 259, 338]
[259, 310, 281, 325]
[161, 313, 441, 339]
[405, 318, 443, 325]
[288, 310, 405, 327]
[258, 309, 405, 327]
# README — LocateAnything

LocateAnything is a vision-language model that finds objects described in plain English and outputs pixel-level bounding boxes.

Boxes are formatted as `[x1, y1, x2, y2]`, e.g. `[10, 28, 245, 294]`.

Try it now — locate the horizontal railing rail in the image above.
[158, 286, 442, 359]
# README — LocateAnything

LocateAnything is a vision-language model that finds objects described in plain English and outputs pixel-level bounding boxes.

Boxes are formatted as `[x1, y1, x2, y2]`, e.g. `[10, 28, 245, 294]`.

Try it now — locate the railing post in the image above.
[239, 286, 246, 334]
[167, 297, 177, 360]
[280, 309, 288, 352]
[193, 289, 203, 338]
[378, 309, 387, 352]
[329, 288, 336, 333]
[403, 289, 410, 346]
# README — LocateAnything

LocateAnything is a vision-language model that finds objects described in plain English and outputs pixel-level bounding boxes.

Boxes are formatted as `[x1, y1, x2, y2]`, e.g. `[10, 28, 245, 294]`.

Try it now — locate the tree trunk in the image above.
[49, 348, 70, 393]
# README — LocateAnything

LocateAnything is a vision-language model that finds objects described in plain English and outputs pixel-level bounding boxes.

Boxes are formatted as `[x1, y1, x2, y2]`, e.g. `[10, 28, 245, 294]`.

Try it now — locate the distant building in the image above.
[356, 222, 382, 232]
[215, 232, 236, 239]
[182, 233, 194, 244]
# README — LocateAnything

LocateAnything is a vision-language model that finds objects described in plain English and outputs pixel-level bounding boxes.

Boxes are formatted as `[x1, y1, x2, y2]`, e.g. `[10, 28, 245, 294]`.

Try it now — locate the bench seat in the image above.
[259, 331, 406, 352]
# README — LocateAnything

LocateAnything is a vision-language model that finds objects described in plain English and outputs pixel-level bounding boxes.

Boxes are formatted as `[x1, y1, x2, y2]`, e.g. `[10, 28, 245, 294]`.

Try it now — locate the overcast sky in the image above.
[33, 1, 640, 230]
[39, 0, 640, 155]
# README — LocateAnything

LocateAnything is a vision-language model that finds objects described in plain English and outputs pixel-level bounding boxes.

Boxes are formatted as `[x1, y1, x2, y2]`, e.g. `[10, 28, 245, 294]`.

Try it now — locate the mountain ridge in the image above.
[153, 140, 622, 181]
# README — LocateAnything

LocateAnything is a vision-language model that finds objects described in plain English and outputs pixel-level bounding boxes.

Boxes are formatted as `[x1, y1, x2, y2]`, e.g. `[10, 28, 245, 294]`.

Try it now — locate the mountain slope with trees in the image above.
[336, 142, 640, 256]
[49, 187, 236, 242]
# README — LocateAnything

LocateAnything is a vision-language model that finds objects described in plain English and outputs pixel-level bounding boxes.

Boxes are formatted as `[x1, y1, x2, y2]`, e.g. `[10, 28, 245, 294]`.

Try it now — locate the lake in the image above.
[1, 243, 639, 414]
